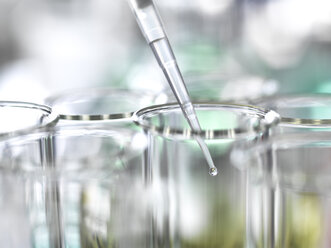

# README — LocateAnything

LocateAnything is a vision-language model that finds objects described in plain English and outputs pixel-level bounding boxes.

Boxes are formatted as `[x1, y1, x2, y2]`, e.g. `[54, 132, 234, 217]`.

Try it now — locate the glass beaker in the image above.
[133, 103, 280, 248]
[45, 87, 158, 123]
[0, 101, 58, 137]
[232, 132, 331, 248]
[0, 124, 151, 248]
[251, 94, 331, 133]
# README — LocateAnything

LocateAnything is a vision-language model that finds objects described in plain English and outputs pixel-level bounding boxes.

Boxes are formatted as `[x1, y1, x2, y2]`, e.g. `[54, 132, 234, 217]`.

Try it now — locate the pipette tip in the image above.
[209, 167, 218, 176]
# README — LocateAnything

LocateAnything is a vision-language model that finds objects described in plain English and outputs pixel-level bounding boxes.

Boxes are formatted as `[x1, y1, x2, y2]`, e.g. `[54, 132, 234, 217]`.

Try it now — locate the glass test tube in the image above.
[134, 102, 279, 247]
[232, 132, 331, 248]
[0, 124, 150, 248]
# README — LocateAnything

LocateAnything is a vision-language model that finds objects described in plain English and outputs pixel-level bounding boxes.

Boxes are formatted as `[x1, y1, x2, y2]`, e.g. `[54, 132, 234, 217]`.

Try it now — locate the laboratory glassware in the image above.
[232, 131, 331, 248]
[45, 87, 158, 123]
[133, 102, 279, 247]
[0, 124, 151, 248]
[0, 101, 58, 138]
[251, 94, 331, 133]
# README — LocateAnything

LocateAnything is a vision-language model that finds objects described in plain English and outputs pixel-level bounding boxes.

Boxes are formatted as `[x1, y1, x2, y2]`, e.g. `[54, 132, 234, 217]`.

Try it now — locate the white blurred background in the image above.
[0, 0, 331, 103]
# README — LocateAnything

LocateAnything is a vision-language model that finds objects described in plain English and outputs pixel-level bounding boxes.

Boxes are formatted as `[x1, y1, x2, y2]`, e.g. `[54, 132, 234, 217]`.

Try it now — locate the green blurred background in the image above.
[0, 0, 331, 103]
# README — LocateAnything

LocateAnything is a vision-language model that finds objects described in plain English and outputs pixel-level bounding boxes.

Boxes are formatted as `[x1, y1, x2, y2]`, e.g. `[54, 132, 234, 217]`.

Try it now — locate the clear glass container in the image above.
[46, 88, 158, 123]
[0, 124, 150, 248]
[251, 94, 331, 132]
[232, 132, 331, 248]
[0, 101, 58, 138]
[133, 103, 280, 248]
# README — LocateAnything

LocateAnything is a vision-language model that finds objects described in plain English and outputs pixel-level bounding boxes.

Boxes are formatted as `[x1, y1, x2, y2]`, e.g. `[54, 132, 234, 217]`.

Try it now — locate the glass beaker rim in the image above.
[0, 100, 59, 139]
[133, 102, 280, 140]
[252, 94, 331, 127]
[45, 87, 157, 121]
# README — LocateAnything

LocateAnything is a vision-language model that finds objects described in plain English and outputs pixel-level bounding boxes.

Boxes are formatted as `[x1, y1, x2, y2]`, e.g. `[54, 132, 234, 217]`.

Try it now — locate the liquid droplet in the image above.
[209, 167, 218, 176]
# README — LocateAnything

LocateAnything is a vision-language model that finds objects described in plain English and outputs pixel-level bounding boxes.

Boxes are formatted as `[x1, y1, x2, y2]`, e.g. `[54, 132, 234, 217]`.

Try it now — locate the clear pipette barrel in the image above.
[128, 0, 218, 176]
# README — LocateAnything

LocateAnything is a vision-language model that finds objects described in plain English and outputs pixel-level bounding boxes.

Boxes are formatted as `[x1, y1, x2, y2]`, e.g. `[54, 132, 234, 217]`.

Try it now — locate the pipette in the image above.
[128, 0, 218, 176]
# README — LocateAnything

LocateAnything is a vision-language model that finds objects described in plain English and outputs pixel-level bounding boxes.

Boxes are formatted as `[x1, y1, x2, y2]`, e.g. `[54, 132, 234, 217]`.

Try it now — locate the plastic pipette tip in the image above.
[209, 167, 218, 176]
